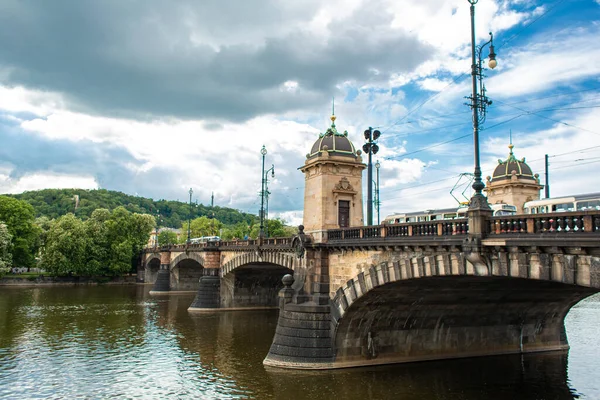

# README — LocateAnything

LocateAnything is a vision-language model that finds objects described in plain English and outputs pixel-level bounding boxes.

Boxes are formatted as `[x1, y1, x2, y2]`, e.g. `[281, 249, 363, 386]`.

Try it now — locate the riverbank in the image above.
[0, 275, 140, 286]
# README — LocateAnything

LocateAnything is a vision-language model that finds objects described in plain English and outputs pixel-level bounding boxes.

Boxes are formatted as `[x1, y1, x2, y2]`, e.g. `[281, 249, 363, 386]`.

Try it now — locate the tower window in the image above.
[339, 200, 350, 228]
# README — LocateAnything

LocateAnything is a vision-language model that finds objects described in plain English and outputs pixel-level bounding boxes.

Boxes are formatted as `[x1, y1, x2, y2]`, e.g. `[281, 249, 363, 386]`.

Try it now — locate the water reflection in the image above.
[0, 286, 597, 399]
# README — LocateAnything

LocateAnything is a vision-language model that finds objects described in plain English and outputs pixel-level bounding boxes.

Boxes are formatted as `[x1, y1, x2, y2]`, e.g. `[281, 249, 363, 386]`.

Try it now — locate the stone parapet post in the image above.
[279, 274, 295, 308]
[464, 206, 493, 276]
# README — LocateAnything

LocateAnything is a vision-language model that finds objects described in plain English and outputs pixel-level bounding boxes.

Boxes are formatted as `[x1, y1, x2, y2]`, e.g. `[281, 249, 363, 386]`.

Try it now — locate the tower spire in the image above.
[330, 97, 336, 127]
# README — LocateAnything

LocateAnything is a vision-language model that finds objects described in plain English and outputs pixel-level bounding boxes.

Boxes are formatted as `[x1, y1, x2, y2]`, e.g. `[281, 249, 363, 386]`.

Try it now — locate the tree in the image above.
[10, 188, 258, 229]
[41, 207, 154, 277]
[35, 216, 54, 252]
[0, 196, 40, 268]
[158, 230, 178, 246]
[104, 207, 154, 275]
[182, 216, 223, 239]
[220, 222, 250, 240]
[42, 213, 90, 275]
[248, 219, 294, 239]
[0, 222, 12, 275]
[84, 209, 111, 274]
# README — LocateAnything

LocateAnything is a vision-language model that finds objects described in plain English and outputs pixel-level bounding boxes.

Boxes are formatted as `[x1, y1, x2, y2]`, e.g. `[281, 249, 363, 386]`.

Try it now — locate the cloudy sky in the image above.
[0, 0, 599, 225]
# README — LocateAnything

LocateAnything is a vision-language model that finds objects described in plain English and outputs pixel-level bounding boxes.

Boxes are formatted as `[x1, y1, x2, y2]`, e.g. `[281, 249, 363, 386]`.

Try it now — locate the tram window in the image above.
[577, 200, 600, 211]
[552, 202, 574, 212]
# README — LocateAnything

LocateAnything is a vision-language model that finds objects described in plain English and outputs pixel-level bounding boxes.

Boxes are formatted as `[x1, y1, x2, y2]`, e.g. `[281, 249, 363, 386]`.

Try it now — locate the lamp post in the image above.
[155, 211, 160, 248]
[264, 164, 275, 237]
[363, 127, 381, 225]
[259, 145, 267, 238]
[466, 0, 497, 210]
[375, 160, 381, 225]
[187, 187, 193, 244]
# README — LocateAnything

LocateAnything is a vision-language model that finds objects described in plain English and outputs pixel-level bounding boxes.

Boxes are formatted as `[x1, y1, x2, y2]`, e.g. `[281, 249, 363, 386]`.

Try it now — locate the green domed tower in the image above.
[485, 142, 543, 213]
[300, 111, 366, 242]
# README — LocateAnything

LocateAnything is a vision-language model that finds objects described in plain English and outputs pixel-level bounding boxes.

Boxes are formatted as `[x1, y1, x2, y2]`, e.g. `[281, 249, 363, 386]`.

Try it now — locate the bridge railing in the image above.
[489, 210, 600, 235]
[327, 219, 469, 242]
[142, 236, 294, 252]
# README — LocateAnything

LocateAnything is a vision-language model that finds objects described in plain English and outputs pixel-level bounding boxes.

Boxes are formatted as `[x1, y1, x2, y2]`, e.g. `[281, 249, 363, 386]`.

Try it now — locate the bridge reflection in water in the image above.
[141, 210, 600, 370]
[2, 286, 592, 398]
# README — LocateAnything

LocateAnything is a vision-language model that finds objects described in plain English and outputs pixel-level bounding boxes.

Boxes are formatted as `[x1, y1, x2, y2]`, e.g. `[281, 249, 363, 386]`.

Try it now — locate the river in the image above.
[0, 285, 598, 399]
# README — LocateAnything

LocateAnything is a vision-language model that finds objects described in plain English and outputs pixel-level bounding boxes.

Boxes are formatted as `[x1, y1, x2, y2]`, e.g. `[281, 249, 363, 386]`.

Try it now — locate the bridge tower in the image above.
[485, 141, 542, 213]
[300, 111, 366, 242]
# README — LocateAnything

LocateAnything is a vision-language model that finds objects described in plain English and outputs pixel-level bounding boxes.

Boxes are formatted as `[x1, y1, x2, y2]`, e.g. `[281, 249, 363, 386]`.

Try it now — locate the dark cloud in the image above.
[0, 0, 434, 122]
[0, 117, 306, 213]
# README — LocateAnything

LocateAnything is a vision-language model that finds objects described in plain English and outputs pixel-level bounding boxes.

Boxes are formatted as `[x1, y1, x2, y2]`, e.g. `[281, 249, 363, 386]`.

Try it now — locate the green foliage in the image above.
[248, 218, 293, 239]
[0, 196, 40, 268]
[220, 222, 253, 240]
[10, 188, 256, 228]
[182, 216, 223, 239]
[35, 216, 54, 251]
[42, 213, 90, 275]
[41, 207, 155, 276]
[157, 230, 178, 246]
[0, 222, 12, 275]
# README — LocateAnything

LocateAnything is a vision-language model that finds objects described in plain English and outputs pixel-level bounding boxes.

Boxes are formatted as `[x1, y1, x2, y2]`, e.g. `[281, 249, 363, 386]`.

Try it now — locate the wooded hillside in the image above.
[9, 189, 257, 228]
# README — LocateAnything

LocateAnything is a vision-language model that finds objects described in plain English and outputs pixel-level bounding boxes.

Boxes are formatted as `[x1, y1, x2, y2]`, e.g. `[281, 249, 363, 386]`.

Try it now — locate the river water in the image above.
[0, 285, 598, 399]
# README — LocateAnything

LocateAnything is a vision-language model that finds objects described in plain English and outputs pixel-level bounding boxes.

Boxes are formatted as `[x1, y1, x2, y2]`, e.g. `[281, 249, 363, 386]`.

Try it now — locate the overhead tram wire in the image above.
[493, 99, 600, 136]
[381, 175, 462, 195]
[378, 0, 567, 139]
[386, 99, 600, 162]
[383, 111, 541, 162]
[389, 88, 600, 130]
[384, 134, 472, 161]
[383, 184, 459, 202]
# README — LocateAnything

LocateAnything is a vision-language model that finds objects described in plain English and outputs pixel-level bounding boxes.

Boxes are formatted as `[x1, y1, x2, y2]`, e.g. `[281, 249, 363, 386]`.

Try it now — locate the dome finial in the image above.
[330, 97, 336, 127]
[508, 129, 514, 155]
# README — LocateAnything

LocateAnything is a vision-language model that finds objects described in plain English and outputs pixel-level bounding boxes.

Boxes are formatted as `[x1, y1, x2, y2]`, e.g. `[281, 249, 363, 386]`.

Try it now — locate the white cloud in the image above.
[418, 78, 454, 92]
[0, 172, 99, 194]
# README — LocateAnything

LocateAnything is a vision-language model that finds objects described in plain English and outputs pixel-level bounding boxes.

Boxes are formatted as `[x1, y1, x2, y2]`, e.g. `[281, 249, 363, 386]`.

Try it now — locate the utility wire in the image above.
[381, 175, 461, 195]
[390, 88, 600, 129]
[493, 99, 600, 136]
[378, 0, 566, 137]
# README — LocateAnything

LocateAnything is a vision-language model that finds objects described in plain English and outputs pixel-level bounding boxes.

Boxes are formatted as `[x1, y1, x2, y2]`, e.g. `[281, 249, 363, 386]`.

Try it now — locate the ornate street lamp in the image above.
[363, 127, 381, 225]
[466, 0, 497, 210]
[187, 187, 193, 244]
[375, 160, 381, 225]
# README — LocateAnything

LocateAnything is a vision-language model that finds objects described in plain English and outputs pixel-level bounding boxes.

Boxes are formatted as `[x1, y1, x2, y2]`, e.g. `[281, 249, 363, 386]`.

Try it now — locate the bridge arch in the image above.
[170, 252, 205, 291]
[220, 251, 297, 309]
[170, 252, 205, 270]
[331, 253, 598, 367]
[144, 254, 162, 284]
[221, 251, 296, 276]
[144, 253, 161, 268]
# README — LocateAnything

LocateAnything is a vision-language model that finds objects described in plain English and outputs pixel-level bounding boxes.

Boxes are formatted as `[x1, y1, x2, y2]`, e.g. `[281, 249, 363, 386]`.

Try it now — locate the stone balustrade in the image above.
[327, 218, 469, 242]
[488, 210, 600, 235]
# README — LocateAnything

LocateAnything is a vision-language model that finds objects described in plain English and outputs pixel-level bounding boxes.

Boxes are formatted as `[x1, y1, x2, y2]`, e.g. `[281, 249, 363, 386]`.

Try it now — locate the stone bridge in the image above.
[140, 210, 600, 370]
[141, 237, 304, 309]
